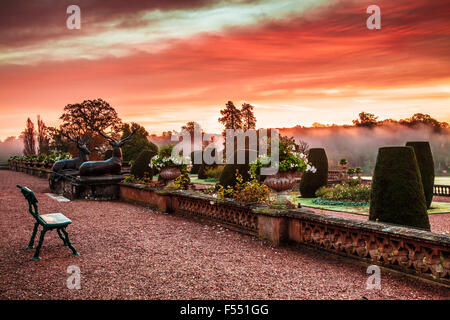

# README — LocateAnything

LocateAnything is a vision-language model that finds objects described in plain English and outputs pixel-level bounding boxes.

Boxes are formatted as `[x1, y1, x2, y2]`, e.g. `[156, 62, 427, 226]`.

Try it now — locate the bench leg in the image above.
[57, 228, 68, 246]
[27, 222, 39, 249]
[32, 228, 47, 260]
[61, 228, 79, 256]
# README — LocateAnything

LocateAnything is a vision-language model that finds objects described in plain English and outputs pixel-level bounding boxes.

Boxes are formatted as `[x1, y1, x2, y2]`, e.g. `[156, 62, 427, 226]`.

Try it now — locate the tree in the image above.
[298, 139, 310, 155]
[400, 113, 447, 129]
[21, 118, 36, 156]
[241, 103, 256, 131]
[58, 98, 123, 160]
[218, 101, 242, 132]
[59, 98, 122, 137]
[47, 126, 70, 153]
[37, 115, 50, 154]
[181, 121, 203, 149]
[352, 111, 378, 127]
[121, 122, 158, 162]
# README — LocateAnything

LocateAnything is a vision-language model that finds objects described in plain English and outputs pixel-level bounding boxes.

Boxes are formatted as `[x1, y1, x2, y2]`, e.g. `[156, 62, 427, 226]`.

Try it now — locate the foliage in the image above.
[339, 158, 348, 166]
[216, 172, 270, 204]
[59, 98, 122, 136]
[123, 173, 154, 185]
[315, 181, 371, 202]
[241, 103, 256, 131]
[250, 136, 316, 179]
[37, 115, 50, 154]
[369, 147, 430, 230]
[219, 149, 256, 188]
[9, 153, 71, 166]
[406, 142, 435, 209]
[21, 118, 36, 156]
[218, 101, 242, 131]
[121, 122, 158, 162]
[130, 150, 156, 178]
[352, 111, 378, 128]
[174, 172, 191, 190]
[299, 148, 328, 197]
[151, 145, 189, 171]
[204, 166, 223, 180]
[312, 198, 369, 207]
[190, 150, 203, 174]
[158, 145, 175, 158]
[56, 98, 122, 159]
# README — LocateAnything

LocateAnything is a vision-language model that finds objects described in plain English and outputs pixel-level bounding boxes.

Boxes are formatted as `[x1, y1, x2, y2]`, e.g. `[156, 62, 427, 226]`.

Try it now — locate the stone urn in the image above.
[159, 166, 181, 188]
[264, 171, 297, 208]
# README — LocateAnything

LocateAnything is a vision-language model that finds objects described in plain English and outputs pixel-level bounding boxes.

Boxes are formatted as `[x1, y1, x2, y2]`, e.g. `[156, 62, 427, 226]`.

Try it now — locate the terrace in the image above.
[1, 169, 449, 299]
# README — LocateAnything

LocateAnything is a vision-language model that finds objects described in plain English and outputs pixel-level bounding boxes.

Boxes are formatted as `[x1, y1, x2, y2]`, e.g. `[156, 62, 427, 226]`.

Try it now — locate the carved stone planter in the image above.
[264, 171, 296, 207]
[160, 166, 181, 180]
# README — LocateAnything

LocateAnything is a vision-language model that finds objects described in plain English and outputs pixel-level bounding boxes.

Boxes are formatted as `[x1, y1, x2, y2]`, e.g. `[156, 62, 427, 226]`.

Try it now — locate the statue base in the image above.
[50, 172, 125, 200]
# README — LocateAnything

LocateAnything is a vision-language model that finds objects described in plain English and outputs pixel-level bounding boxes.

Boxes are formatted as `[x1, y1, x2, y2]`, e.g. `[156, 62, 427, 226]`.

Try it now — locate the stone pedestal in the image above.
[50, 172, 125, 200]
[69, 175, 125, 200]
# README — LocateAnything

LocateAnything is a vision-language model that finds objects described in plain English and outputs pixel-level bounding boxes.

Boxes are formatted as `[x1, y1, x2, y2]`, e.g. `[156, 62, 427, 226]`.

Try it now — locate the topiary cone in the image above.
[190, 150, 203, 174]
[405, 141, 435, 209]
[219, 149, 256, 188]
[299, 148, 328, 198]
[369, 146, 430, 230]
[130, 149, 156, 179]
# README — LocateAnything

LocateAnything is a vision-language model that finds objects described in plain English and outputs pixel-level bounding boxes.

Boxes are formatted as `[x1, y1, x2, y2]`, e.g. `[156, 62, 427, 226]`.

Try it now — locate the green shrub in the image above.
[159, 145, 175, 158]
[299, 148, 328, 197]
[190, 150, 203, 174]
[315, 181, 370, 202]
[130, 149, 156, 178]
[205, 166, 223, 180]
[369, 146, 430, 230]
[219, 149, 256, 188]
[406, 141, 435, 209]
[216, 172, 270, 204]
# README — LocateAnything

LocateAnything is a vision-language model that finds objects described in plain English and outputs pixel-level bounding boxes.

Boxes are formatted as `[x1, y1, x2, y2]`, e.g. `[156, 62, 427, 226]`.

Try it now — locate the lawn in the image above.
[293, 196, 450, 216]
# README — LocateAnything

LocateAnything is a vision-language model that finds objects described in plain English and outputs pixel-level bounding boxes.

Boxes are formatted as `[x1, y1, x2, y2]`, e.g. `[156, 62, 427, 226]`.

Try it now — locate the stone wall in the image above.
[120, 183, 450, 286]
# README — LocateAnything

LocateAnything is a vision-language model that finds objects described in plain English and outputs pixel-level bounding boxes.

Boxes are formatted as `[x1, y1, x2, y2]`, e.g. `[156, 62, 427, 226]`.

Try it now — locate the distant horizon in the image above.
[1, 0, 449, 140]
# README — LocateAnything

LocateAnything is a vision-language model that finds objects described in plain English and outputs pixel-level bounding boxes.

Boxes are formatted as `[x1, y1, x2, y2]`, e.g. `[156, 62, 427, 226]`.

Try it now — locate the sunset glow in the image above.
[0, 0, 449, 139]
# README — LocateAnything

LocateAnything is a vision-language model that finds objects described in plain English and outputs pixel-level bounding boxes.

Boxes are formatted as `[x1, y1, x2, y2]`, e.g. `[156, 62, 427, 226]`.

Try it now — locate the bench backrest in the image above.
[17, 184, 39, 218]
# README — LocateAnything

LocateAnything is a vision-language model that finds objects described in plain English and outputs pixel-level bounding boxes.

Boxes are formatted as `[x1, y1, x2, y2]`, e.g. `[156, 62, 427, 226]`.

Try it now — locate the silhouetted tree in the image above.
[121, 122, 158, 162]
[57, 99, 123, 160]
[21, 118, 36, 156]
[241, 103, 256, 131]
[218, 101, 242, 132]
[352, 112, 378, 127]
[37, 115, 50, 154]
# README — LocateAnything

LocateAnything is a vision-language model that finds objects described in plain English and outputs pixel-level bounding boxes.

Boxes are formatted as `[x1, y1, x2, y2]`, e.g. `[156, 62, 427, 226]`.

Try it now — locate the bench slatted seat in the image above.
[17, 184, 79, 260]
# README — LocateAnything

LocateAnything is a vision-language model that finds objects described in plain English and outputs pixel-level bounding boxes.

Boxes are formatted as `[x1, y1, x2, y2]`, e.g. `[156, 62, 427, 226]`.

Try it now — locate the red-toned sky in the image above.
[0, 0, 449, 140]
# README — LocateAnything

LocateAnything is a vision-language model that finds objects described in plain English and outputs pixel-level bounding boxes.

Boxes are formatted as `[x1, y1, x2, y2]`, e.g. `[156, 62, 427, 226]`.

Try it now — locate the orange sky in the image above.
[0, 0, 449, 140]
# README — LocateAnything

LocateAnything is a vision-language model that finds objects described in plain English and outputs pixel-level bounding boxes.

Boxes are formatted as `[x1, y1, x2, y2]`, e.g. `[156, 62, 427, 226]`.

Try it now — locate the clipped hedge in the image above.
[190, 150, 203, 174]
[299, 148, 328, 197]
[369, 146, 430, 230]
[130, 149, 157, 179]
[405, 141, 435, 209]
[219, 149, 257, 188]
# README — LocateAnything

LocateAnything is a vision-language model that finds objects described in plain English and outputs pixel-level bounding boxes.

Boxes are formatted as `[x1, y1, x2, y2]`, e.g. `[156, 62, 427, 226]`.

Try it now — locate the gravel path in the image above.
[0, 171, 448, 300]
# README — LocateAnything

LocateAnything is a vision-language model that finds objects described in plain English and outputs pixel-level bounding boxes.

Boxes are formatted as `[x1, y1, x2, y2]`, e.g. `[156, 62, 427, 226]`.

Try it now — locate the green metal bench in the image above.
[17, 184, 79, 260]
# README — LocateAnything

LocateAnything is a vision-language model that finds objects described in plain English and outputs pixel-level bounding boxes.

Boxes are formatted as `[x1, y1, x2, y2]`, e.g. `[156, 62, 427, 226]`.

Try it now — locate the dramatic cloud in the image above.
[0, 0, 448, 139]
